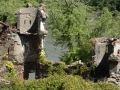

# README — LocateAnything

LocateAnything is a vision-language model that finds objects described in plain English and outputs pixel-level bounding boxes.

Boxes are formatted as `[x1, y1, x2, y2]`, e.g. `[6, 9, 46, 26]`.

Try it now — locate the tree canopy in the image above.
[0, 0, 39, 24]
[42, 0, 120, 64]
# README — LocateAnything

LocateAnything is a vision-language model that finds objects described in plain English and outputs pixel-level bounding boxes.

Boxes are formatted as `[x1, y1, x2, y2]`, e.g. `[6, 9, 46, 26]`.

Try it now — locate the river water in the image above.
[44, 30, 67, 62]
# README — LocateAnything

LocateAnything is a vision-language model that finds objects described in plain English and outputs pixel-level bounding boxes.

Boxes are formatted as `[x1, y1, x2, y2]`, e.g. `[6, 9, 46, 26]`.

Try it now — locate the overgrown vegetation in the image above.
[37, 49, 46, 64]
[0, 53, 17, 80]
[1, 75, 120, 90]
[2, 53, 16, 71]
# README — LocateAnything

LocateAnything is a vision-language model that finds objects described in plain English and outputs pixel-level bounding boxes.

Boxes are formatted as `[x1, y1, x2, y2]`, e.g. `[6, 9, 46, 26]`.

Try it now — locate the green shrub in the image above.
[1, 75, 120, 90]
[53, 62, 67, 75]
[5, 70, 17, 79]
[72, 62, 95, 79]
[4, 61, 14, 71]
[45, 61, 54, 75]
[37, 51, 46, 64]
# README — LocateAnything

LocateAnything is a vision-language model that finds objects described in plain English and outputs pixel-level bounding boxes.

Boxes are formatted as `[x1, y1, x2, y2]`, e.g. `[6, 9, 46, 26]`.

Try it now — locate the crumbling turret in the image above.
[0, 3, 48, 80]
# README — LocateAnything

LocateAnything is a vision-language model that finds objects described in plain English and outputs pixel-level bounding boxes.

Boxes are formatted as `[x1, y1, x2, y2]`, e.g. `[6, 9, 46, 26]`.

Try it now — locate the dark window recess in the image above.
[30, 20, 31, 24]
[8, 38, 11, 40]
[0, 44, 3, 46]
[24, 20, 26, 24]
[118, 49, 120, 55]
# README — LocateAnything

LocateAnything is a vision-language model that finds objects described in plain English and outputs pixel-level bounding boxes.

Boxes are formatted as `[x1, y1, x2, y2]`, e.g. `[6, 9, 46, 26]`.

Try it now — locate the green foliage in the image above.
[2, 0, 120, 65]
[0, 0, 39, 24]
[37, 48, 46, 64]
[89, 38, 96, 49]
[41, 1, 95, 64]
[1, 53, 18, 79]
[44, 60, 53, 75]
[38, 61, 67, 76]
[1, 0, 120, 66]
[2, 75, 120, 90]
[90, 8, 120, 38]
[2, 53, 16, 72]
[38, 52, 46, 64]
[72, 62, 96, 79]
[53, 62, 67, 75]
[60, 45, 92, 64]
[0, 0, 24, 23]
[41, 0, 120, 64]
[5, 70, 17, 79]
[87, 0, 120, 11]
[4, 61, 14, 71]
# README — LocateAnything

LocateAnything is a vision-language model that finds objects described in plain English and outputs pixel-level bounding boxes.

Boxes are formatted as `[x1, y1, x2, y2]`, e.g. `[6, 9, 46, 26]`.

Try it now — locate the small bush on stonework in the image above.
[53, 63, 67, 75]
[38, 53, 46, 64]
[5, 70, 17, 79]
[45, 61, 54, 75]
[4, 61, 14, 72]
[72, 62, 95, 79]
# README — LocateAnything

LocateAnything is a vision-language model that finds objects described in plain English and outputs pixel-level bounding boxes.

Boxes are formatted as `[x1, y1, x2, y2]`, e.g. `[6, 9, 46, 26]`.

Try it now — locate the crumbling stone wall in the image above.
[93, 37, 120, 85]
[93, 37, 107, 65]
[0, 2, 50, 80]
[0, 4, 44, 79]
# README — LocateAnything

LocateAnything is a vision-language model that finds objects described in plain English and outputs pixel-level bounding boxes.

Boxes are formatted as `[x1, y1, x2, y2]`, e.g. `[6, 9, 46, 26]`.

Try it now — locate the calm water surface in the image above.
[44, 30, 67, 62]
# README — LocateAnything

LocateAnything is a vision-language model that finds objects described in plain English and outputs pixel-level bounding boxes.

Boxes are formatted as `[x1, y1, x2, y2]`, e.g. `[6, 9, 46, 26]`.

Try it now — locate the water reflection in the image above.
[44, 30, 67, 62]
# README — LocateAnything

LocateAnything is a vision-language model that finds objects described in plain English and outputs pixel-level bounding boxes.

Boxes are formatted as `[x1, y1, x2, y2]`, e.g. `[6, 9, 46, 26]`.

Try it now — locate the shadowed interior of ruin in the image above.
[91, 38, 120, 82]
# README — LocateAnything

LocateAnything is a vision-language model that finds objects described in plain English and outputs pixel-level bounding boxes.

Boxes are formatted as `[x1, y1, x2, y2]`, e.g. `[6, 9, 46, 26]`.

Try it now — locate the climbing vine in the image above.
[37, 48, 46, 64]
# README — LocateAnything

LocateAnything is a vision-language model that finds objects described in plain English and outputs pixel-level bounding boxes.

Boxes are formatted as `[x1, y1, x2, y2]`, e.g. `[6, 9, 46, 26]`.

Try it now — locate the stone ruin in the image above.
[0, 3, 48, 80]
[92, 37, 120, 86]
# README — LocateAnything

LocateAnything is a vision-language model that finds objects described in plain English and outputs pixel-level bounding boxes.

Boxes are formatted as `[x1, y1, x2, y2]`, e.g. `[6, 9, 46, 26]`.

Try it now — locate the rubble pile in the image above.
[108, 72, 120, 86]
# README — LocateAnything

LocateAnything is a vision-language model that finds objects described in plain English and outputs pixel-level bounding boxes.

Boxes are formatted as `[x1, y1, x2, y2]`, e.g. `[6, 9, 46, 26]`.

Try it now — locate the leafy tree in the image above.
[42, 0, 120, 64]
[42, 0, 93, 64]
[0, 0, 24, 23]
[0, 0, 39, 24]
[87, 0, 120, 11]
[91, 7, 120, 38]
